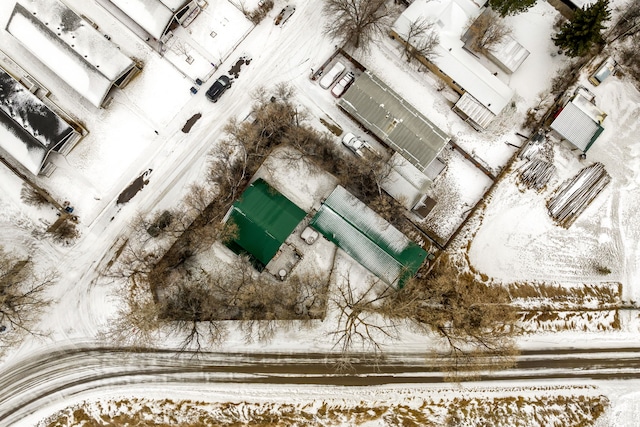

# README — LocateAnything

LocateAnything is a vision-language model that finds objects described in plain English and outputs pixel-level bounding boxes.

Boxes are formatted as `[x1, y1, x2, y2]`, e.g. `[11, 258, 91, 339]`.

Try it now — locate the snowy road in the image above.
[3, 346, 640, 425]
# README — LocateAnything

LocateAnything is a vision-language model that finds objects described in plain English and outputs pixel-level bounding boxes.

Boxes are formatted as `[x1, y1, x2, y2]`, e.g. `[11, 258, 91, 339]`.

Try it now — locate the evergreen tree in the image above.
[553, 0, 611, 57]
[489, 0, 537, 17]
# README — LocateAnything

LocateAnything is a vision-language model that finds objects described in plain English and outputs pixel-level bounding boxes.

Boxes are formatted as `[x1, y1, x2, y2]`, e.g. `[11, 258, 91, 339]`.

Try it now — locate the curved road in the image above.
[2, 346, 640, 424]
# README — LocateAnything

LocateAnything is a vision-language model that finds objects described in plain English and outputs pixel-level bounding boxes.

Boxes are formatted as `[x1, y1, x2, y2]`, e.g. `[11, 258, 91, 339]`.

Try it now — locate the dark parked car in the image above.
[206, 75, 231, 102]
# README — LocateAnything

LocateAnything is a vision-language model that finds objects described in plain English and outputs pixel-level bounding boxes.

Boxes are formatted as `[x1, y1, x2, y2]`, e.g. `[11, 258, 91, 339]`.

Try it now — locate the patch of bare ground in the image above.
[41, 390, 608, 427]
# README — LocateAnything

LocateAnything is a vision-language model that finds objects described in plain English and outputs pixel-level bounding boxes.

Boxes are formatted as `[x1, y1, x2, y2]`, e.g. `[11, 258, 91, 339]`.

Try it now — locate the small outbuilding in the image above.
[0, 66, 82, 175]
[6, 0, 141, 108]
[226, 179, 307, 270]
[550, 93, 606, 155]
[310, 186, 428, 287]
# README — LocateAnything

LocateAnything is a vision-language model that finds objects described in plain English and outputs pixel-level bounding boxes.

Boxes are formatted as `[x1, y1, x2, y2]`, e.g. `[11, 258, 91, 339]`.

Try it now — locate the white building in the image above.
[6, 0, 141, 108]
[391, 0, 515, 129]
[97, 0, 202, 44]
[0, 66, 82, 176]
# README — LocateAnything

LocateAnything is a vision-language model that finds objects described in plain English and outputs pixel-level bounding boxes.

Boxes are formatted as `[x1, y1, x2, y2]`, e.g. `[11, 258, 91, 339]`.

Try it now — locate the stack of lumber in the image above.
[547, 162, 610, 228]
[519, 159, 556, 191]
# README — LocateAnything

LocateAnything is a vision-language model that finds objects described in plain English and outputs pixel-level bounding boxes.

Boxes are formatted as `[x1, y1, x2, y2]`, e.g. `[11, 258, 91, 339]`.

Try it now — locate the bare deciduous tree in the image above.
[323, 0, 389, 50]
[402, 17, 440, 63]
[0, 247, 56, 354]
[20, 184, 49, 207]
[390, 256, 520, 376]
[618, 35, 640, 87]
[607, 0, 640, 42]
[465, 9, 513, 54]
[330, 273, 400, 370]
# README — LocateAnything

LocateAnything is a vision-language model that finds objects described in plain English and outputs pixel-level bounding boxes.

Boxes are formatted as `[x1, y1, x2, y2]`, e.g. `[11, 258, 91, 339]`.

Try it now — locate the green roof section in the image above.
[227, 178, 306, 268]
[310, 186, 427, 286]
[338, 71, 450, 173]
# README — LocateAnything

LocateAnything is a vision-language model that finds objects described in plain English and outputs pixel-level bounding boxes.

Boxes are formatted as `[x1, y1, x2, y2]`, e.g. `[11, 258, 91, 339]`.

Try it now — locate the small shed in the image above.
[0, 66, 82, 175]
[310, 186, 428, 287]
[226, 179, 307, 270]
[550, 94, 606, 154]
[6, 0, 140, 108]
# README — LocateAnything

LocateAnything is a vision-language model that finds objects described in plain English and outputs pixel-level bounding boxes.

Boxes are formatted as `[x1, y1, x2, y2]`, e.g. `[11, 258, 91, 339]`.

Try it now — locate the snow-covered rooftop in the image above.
[339, 71, 450, 174]
[550, 94, 605, 153]
[160, 0, 190, 11]
[310, 186, 427, 285]
[6, 0, 138, 108]
[107, 0, 185, 40]
[382, 152, 434, 209]
[393, 0, 514, 115]
[488, 35, 530, 74]
[0, 67, 80, 175]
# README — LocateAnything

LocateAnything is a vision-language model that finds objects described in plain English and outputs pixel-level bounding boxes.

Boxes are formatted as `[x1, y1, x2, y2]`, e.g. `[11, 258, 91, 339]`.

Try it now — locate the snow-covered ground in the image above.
[1, 0, 640, 425]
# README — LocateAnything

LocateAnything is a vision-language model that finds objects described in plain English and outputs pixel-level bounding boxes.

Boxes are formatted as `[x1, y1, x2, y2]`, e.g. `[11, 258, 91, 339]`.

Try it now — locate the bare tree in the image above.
[323, 0, 389, 50]
[20, 184, 48, 207]
[0, 247, 56, 354]
[159, 276, 228, 352]
[465, 9, 513, 54]
[607, 0, 640, 42]
[402, 17, 440, 63]
[618, 32, 640, 88]
[390, 256, 520, 376]
[330, 273, 400, 370]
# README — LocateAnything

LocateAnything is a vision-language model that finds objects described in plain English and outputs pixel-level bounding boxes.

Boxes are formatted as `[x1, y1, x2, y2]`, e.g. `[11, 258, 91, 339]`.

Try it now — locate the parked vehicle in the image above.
[319, 62, 345, 89]
[275, 5, 295, 26]
[589, 57, 616, 86]
[205, 75, 231, 102]
[331, 71, 355, 97]
[342, 132, 378, 159]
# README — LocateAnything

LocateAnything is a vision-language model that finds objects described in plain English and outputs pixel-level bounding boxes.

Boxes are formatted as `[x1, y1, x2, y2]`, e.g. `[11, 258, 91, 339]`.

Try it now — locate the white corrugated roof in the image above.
[393, 0, 514, 115]
[7, 1, 136, 107]
[313, 206, 404, 284]
[454, 92, 495, 128]
[109, 0, 176, 39]
[550, 97, 602, 152]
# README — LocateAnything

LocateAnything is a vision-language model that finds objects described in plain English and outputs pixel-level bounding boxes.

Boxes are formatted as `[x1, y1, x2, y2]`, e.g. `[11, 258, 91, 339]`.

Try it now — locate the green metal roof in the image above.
[227, 179, 306, 267]
[338, 71, 450, 173]
[310, 186, 427, 286]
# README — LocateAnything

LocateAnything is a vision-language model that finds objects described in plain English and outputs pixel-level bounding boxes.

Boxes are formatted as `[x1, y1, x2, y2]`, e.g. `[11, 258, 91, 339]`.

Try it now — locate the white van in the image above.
[319, 62, 346, 89]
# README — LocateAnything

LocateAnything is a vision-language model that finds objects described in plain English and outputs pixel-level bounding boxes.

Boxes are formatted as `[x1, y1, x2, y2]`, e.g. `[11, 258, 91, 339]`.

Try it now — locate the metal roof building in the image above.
[0, 66, 82, 175]
[550, 94, 606, 154]
[6, 0, 140, 108]
[310, 186, 427, 286]
[338, 71, 450, 175]
[226, 179, 307, 269]
[98, 0, 201, 42]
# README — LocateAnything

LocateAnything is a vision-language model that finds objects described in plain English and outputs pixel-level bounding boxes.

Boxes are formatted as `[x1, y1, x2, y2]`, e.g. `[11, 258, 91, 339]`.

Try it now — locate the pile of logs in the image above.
[547, 162, 610, 228]
[519, 159, 556, 191]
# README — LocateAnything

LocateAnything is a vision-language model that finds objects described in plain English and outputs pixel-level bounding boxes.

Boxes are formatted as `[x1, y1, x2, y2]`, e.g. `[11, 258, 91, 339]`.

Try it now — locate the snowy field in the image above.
[1, 0, 640, 425]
